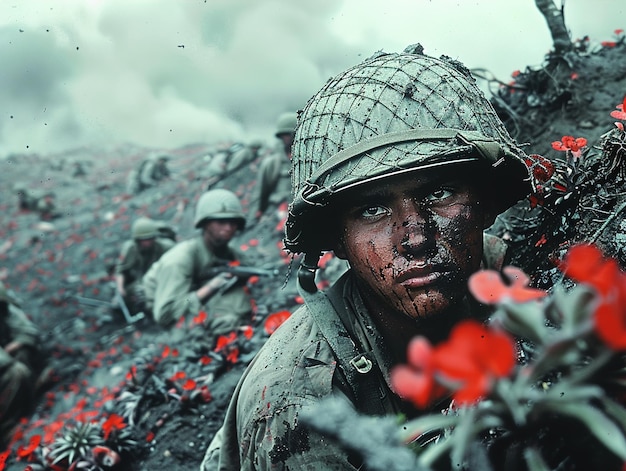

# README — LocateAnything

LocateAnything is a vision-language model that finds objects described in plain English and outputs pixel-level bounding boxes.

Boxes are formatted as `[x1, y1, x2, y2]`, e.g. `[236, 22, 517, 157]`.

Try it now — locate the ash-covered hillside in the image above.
[0, 33, 624, 471]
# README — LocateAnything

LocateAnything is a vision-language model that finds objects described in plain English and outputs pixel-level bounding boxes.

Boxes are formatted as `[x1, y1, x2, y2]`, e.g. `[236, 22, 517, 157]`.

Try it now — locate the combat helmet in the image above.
[274, 112, 298, 138]
[194, 189, 246, 230]
[285, 45, 532, 257]
[131, 217, 160, 240]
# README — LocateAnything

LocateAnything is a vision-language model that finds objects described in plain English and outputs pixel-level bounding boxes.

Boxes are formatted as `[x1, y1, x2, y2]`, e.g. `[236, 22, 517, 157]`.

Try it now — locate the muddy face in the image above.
[202, 219, 239, 249]
[334, 167, 492, 322]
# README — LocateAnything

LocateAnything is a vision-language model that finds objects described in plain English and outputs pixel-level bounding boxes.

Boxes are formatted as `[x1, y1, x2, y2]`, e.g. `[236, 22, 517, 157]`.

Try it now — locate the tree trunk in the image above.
[534, 0, 573, 54]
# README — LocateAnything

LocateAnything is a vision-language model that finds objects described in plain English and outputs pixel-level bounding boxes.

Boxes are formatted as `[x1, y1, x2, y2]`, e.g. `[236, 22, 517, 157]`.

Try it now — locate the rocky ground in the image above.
[0, 30, 624, 471]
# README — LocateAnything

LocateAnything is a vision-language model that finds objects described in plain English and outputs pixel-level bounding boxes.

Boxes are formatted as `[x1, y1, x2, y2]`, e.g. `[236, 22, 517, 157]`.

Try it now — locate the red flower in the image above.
[193, 311, 207, 325]
[551, 135, 587, 156]
[601, 41, 617, 48]
[0, 450, 10, 469]
[171, 371, 186, 381]
[523, 154, 555, 183]
[560, 244, 626, 350]
[215, 332, 237, 351]
[610, 97, 626, 121]
[102, 414, 126, 440]
[264, 310, 291, 335]
[433, 321, 516, 405]
[594, 301, 626, 350]
[225, 347, 240, 364]
[241, 325, 254, 339]
[391, 337, 443, 408]
[92, 445, 121, 467]
[182, 379, 197, 391]
[16, 434, 41, 459]
[391, 321, 516, 408]
[469, 266, 546, 305]
[198, 385, 212, 403]
[560, 244, 621, 296]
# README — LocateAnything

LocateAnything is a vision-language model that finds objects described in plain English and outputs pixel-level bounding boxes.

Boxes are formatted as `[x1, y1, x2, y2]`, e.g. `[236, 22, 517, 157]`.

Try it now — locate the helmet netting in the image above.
[292, 52, 522, 199]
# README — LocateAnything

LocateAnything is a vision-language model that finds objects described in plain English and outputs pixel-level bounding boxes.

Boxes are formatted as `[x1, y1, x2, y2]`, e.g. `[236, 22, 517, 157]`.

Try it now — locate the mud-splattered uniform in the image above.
[202, 236, 508, 470]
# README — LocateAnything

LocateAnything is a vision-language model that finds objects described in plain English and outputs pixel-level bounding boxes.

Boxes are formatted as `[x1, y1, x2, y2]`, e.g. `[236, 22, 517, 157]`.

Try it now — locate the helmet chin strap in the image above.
[298, 251, 321, 293]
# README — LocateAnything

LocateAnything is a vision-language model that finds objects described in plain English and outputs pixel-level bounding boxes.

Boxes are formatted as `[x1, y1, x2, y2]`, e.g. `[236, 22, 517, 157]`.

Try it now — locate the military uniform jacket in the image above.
[114, 237, 175, 286]
[202, 234, 508, 470]
[0, 302, 40, 373]
[254, 150, 291, 216]
[143, 236, 249, 327]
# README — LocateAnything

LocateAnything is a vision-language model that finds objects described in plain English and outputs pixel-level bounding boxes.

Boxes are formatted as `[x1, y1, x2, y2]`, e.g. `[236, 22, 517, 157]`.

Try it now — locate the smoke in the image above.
[0, 0, 361, 156]
[0, 0, 622, 157]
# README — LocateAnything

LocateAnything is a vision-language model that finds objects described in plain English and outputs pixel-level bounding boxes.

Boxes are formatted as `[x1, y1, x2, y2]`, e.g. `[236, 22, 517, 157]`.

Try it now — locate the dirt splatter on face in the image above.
[334, 167, 490, 321]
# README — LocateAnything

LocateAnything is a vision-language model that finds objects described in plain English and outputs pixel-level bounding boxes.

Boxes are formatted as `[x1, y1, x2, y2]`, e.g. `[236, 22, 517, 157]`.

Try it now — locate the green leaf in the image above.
[524, 446, 551, 471]
[549, 285, 596, 333]
[400, 413, 459, 443]
[496, 301, 548, 345]
[548, 402, 626, 460]
[599, 396, 626, 430]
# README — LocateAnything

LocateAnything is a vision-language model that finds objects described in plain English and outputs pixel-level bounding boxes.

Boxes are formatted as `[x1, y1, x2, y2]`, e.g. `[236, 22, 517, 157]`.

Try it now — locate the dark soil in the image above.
[0, 35, 624, 471]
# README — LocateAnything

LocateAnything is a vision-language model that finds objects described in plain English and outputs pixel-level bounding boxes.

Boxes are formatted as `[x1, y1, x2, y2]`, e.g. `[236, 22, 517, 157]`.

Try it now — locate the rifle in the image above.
[75, 291, 145, 324]
[198, 261, 280, 293]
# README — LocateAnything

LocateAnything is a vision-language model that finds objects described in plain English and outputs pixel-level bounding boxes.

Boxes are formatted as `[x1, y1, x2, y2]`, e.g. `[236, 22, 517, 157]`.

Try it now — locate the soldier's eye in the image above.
[424, 187, 454, 202]
[359, 205, 389, 218]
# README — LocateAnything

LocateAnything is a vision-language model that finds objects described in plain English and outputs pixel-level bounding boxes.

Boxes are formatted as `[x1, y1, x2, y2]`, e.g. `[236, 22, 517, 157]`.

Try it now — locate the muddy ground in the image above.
[0, 33, 624, 470]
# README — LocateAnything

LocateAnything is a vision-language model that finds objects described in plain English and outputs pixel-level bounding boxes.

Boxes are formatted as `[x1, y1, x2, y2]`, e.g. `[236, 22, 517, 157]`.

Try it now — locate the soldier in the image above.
[0, 281, 44, 444]
[71, 160, 87, 177]
[202, 47, 532, 469]
[251, 111, 297, 220]
[142, 189, 252, 337]
[13, 185, 38, 212]
[205, 139, 264, 189]
[36, 191, 60, 221]
[114, 217, 175, 313]
[127, 154, 171, 194]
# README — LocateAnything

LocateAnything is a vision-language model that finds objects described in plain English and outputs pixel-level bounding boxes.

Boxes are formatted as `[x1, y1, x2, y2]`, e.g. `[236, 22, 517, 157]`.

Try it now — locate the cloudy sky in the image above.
[0, 0, 623, 156]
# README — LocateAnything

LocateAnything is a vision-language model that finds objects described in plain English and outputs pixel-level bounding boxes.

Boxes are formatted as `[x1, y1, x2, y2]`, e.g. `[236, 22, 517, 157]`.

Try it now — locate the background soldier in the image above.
[142, 189, 252, 338]
[203, 47, 532, 469]
[251, 111, 297, 220]
[0, 281, 44, 445]
[114, 217, 175, 314]
[36, 191, 59, 221]
[13, 185, 38, 212]
[205, 139, 264, 189]
[127, 154, 171, 194]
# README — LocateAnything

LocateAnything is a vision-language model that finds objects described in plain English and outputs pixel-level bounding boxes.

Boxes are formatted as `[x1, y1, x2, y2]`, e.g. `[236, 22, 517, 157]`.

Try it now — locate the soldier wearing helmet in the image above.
[14, 185, 39, 212]
[203, 46, 532, 470]
[142, 189, 252, 334]
[113, 217, 175, 313]
[36, 191, 60, 221]
[205, 139, 265, 189]
[127, 153, 172, 194]
[251, 111, 298, 221]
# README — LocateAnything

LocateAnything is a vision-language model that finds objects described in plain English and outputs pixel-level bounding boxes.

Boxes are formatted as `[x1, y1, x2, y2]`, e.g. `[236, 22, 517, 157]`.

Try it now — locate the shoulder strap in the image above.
[300, 286, 388, 416]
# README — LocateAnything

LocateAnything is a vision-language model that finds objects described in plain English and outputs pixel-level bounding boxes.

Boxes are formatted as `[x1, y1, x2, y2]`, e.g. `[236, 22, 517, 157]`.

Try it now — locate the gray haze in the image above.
[0, 0, 623, 156]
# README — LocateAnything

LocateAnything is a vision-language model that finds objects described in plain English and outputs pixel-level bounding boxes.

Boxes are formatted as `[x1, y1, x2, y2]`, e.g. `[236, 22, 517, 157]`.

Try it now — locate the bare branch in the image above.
[534, 0, 573, 54]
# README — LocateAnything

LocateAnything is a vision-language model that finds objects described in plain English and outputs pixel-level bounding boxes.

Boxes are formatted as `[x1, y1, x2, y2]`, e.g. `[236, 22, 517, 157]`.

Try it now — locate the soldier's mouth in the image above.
[396, 263, 450, 288]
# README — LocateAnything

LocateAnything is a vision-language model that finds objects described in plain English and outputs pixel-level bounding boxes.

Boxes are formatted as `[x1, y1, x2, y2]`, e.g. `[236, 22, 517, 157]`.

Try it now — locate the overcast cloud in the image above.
[0, 0, 623, 156]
